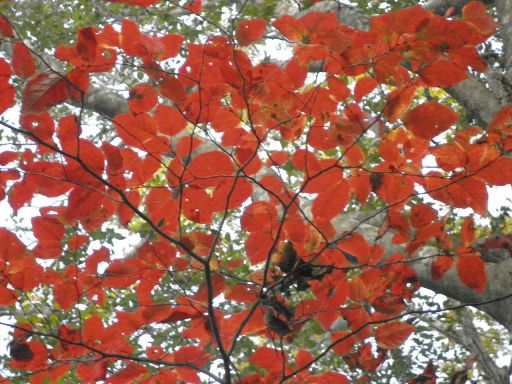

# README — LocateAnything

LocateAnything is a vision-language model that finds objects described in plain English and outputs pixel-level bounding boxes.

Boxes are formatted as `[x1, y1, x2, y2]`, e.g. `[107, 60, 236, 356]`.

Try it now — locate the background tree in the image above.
[0, 0, 511, 383]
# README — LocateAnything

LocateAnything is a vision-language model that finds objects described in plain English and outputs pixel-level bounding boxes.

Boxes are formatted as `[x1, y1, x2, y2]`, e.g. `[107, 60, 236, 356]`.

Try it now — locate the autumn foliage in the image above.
[0, 1, 510, 383]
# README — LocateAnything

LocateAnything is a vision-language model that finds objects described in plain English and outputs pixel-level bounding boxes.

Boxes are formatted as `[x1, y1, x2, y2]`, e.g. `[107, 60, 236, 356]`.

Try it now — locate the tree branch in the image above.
[414, 247, 512, 331]
[427, 308, 510, 383]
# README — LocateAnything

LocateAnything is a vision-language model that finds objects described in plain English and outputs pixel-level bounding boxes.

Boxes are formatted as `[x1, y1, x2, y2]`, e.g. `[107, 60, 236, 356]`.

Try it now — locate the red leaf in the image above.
[154, 104, 187, 136]
[431, 255, 453, 280]
[327, 76, 350, 102]
[295, 350, 313, 376]
[460, 216, 476, 246]
[236, 19, 267, 46]
[456, 248, 486, 292]
[32, 215, 64, 249]
[384, 85, 416, 122]
[245, 230, 274, 264]
[420, 59, 468, 88]
[463, 1, 496, 35]
[160, 306, 202, 323]
[309, 372, 350, 383]
[175, 346, 209, 365]
[225, 284, 259, 303]
[114, 112, 169, 153]
[76, 361, 108, 383]
[337, 233, 371, 265]
[187, 150, 234, 180]
[331, 331, 356, 356]
[0, 58, 15, 114]
[448, 176, 488, 215]
[0, 285, 17, 306]
[241, 201, 278, 232]
[354, 76, 378, 102]
[54, 282, 80, 310]
[186, 0, 202, 14]
[405, 102, 459, 140]
[375, 321, 415, 349]
[140, 305, 173, 324]
[12, 42, 36, 78]
[21, 72, 69, 115]
[273, 15, 306, 42]
[0, 15, 13, 37]
[312, 180, 349, 219]
[128, 83, 158, 113]
[158, 75, 186, 105]
[249, 346, 285, 372]
[107, 0, 159, 5]
[477, 157, 512, 185]
[107, 363, 148, 384]
[410, 204, 437, 229]
[118, 190, 140, 226]
[76, 27, 98, 62]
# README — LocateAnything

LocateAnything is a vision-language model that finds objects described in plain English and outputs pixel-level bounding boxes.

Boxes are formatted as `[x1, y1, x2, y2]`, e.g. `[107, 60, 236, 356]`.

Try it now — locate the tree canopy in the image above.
[0, 0, 511, 383]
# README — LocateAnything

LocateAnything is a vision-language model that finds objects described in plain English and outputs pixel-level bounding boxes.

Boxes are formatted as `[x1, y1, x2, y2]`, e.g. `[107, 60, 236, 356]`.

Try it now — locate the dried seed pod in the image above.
[9, 340, 33, 361]
[272, 241, 297, 273]
[264, 307, 291, 336]
[370, 172, 384, 192]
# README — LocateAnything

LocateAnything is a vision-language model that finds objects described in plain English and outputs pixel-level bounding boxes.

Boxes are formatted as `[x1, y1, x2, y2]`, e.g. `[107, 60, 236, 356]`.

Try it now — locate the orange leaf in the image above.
[456, 249, 486, 292]
[375, 321, 415, 349]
